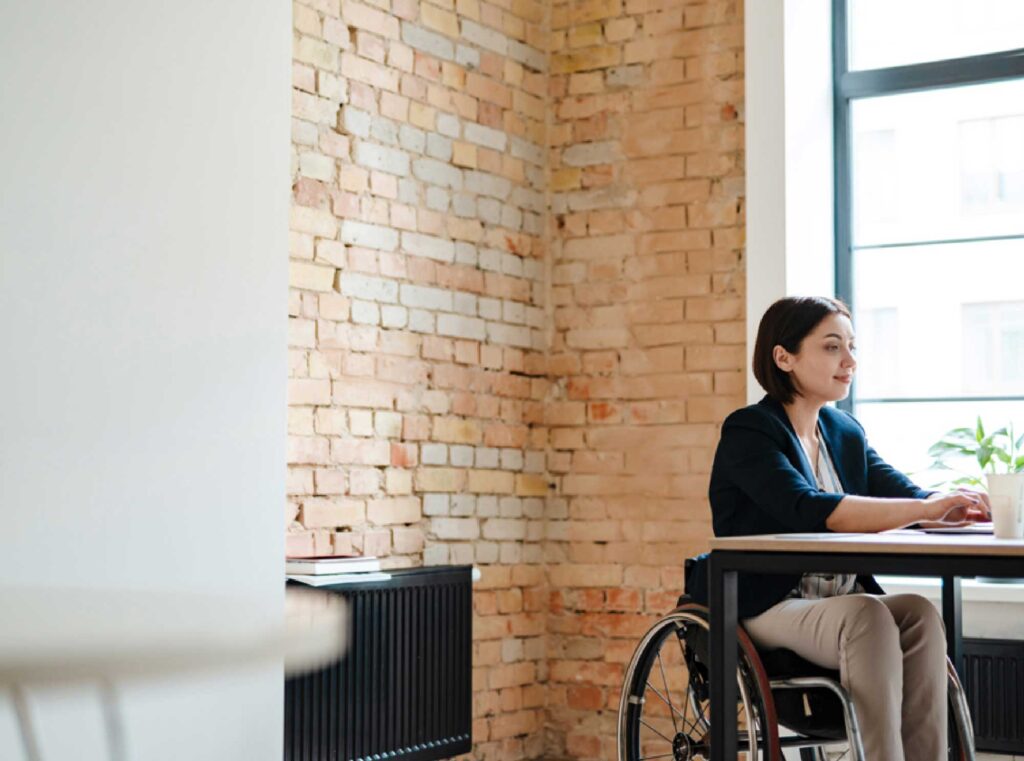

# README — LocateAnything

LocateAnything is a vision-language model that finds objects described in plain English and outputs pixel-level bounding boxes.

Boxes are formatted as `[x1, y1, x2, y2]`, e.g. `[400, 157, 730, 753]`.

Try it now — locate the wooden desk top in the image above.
[710, 530, 1024, 557]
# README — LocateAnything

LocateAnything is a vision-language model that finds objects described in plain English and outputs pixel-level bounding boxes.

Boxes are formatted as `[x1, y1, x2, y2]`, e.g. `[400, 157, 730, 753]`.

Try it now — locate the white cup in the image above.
[986, 474, 1024, 539]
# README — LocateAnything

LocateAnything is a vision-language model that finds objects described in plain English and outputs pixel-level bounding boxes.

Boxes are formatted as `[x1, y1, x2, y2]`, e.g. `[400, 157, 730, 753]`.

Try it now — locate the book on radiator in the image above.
[285, 555, 382, 575]
[287, 571, 392, 587]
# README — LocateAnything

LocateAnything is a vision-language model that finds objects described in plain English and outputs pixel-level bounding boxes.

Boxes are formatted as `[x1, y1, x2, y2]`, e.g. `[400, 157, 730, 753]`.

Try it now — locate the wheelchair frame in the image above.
[617, 599, 977, 761]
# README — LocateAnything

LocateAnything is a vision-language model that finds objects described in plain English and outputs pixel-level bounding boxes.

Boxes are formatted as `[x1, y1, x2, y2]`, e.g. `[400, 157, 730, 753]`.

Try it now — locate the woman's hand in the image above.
[919, 490, 990, 527]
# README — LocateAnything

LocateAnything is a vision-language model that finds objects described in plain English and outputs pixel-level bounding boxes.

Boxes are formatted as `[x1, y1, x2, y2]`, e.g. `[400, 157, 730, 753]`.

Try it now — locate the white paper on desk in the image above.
[774, 533, 862, 539]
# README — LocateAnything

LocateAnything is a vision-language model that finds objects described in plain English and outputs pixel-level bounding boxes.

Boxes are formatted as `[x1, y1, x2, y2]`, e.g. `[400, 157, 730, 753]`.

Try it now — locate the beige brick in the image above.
[301, 497, 365, 528]
[420, 3, 460, 36]
[367, 496, 421, 525]
[341, 0, 400, 38]
[432, 416, 483, 444]
[467, 469, 515, 494]
[415, 467, 468, 492]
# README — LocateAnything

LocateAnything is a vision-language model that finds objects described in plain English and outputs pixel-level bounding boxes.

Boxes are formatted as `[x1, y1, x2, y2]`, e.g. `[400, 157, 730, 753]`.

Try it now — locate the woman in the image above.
[692, 296, 989, 761]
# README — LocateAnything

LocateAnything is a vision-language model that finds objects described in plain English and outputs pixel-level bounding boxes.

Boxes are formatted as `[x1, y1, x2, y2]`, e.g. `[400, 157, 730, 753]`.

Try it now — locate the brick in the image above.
[289, 261, 336, 292]
[412, 156, 463, 189]
[342, 52, 401, 91]
[342, 0, 400, 38]
[464, 170, 512, 199]
[432, 517, 481, 539]
[436, 113, 461, 139]
[437, 313, 486, 340]
[331, 438, 392, 465]
[419, 5, 460, 38]
[398, 124, 427, 153]
[401, 21, 455, 60]
[353, 140, 410, 176]
[338, 273, 399, 302]
[415, 467, 468, 492]
[290, 205, 338, 238]
[426, 133, 454, 161]
[468, 469, 515, 494]
[294, 36, 339, 71]
[433, 416, 483, 444]
[463, 122, 508, 151]
[401, 231, 456, 262]
[461, 20, 508, 55]
[562, 140, 622, 167]
[339, 220, 399, 251]
[552, 45, 621, 74]
[339, 106, 371, 138]
[367, 497, 421, 525]
[289, 378, 332, 406]
[301, 498, 365, 528]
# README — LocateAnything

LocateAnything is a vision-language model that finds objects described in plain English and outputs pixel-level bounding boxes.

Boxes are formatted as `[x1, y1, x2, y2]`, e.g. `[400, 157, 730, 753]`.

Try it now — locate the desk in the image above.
[707, 532, 1024, 761]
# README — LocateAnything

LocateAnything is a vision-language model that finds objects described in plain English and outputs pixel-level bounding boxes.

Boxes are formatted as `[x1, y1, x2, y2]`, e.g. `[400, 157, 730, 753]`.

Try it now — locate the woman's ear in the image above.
[773, 344, 793, 372]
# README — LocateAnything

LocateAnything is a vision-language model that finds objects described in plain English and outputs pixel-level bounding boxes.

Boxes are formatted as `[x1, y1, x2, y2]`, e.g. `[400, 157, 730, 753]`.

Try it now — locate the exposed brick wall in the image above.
[287, 0, 552, 755]
[545, 0, 744, 756]
[287, 0, 744, 757]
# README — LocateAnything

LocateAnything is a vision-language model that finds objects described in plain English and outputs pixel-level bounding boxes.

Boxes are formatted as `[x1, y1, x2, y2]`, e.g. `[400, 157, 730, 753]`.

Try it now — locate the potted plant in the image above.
[926, 417, 1024, 542]
[926, 417, 1023, 482]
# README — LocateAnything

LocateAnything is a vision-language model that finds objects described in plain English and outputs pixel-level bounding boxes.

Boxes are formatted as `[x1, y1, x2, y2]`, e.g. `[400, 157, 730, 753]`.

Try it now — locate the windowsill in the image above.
[877, 574, 1024, 639]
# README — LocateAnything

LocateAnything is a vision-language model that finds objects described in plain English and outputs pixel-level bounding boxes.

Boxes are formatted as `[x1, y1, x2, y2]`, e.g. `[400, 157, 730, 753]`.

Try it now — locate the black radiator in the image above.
[964, 637, 1024, 754]
[285, 565, 473, 761]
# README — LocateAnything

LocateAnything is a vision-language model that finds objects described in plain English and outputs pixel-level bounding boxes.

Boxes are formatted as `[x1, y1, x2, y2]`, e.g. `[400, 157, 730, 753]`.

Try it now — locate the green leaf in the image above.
[1015, 454, 1024, 472]
[977, 444, 994, 470]
[976, 416, 986, 443]
[927, 442, 975, 457]
[952, 475, 985, 487]
[942, 427, 979, 442]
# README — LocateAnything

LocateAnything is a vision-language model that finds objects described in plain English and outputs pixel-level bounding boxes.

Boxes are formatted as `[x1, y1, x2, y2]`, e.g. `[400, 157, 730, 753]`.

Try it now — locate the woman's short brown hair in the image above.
[752, 296, 852, 404]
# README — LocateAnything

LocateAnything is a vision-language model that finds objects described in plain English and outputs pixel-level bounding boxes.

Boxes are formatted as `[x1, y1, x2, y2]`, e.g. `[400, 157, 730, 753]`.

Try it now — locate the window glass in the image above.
[962, 301, 1024, 393]
[848, 0, 1024, 71]
[854, 399, 1024, 483]
[852, 239, 1024, 401]
[840, 1, 1024, 486]
[851, 79, 1024, 247]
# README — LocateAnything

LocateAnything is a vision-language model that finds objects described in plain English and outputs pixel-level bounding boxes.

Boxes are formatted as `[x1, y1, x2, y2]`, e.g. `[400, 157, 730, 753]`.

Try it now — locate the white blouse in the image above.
[792, 425, 860, 600]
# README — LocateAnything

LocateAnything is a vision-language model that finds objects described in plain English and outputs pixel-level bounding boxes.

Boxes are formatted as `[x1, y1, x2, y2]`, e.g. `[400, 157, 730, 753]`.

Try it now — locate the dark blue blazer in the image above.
[686, 396, 933, 619]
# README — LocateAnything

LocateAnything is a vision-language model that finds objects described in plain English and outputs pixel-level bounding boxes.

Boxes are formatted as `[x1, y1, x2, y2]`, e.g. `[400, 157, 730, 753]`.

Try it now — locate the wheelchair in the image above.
[617, 593, 977, 761]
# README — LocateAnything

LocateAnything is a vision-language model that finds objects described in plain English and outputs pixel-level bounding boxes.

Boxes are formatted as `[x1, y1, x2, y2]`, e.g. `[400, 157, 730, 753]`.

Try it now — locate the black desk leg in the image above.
[941, 575, 963, 676]
[709, 554, 738, 761]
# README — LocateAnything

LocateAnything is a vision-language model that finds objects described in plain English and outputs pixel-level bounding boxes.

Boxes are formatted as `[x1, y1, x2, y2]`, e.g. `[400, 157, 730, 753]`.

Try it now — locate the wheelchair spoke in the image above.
[645, 680, 687, 725]
[639, 717, 674, 744]
[655, 650, 680, 733]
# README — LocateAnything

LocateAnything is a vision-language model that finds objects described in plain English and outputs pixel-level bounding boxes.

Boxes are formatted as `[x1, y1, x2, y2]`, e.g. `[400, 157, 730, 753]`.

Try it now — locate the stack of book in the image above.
[285, 556, 390, 587]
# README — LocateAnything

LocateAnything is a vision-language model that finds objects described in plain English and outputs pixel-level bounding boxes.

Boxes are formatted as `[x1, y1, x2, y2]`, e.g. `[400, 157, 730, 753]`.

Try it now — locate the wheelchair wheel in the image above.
[618, 603, 780, 761]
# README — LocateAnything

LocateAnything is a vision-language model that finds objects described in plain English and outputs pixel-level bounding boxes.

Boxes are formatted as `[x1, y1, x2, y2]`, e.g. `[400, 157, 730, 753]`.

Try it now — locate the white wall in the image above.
[745, 0, 835, 402]
[0, 1, 289, 758]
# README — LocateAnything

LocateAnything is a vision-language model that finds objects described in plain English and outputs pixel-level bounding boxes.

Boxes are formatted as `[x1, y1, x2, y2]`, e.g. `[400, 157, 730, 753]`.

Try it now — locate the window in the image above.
[963, 301, 1024, 393]
[959, 115, 1024, 212]
[834, 0, 1024, 480]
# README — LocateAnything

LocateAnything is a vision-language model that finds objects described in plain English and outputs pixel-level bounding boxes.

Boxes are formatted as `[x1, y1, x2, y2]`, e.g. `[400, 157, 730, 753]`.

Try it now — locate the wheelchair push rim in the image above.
[617, 604, 780, 761]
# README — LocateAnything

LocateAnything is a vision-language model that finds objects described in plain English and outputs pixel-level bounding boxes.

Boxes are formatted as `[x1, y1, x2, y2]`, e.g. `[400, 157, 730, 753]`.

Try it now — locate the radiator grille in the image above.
[285, 566, 473, 761]
[963, 637, 1024, 754]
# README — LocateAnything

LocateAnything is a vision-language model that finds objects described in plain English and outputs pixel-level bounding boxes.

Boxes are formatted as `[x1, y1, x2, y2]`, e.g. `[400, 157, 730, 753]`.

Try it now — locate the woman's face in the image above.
[774, 313, 857, 404]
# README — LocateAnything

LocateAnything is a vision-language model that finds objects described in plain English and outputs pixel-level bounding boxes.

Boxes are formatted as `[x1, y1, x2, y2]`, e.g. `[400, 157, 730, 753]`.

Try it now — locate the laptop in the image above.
[920, 521, 994, 535]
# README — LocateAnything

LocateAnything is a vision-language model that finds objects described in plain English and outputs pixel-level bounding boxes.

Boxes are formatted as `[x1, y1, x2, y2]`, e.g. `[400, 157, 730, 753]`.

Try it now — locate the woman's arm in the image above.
[826, 491, 985, 533]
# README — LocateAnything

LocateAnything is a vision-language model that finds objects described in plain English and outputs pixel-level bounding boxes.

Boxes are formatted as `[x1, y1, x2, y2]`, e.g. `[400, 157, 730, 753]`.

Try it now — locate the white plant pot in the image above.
[985, 472, 1024, 539]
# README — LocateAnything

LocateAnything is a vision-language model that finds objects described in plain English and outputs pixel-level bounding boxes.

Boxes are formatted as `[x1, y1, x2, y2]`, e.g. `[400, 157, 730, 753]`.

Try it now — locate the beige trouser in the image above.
[742, 593, 947, 761]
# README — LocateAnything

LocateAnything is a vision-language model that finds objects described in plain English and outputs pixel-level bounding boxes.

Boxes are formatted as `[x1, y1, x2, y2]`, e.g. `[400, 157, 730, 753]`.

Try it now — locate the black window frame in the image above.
[832, 0, 1024, 414]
